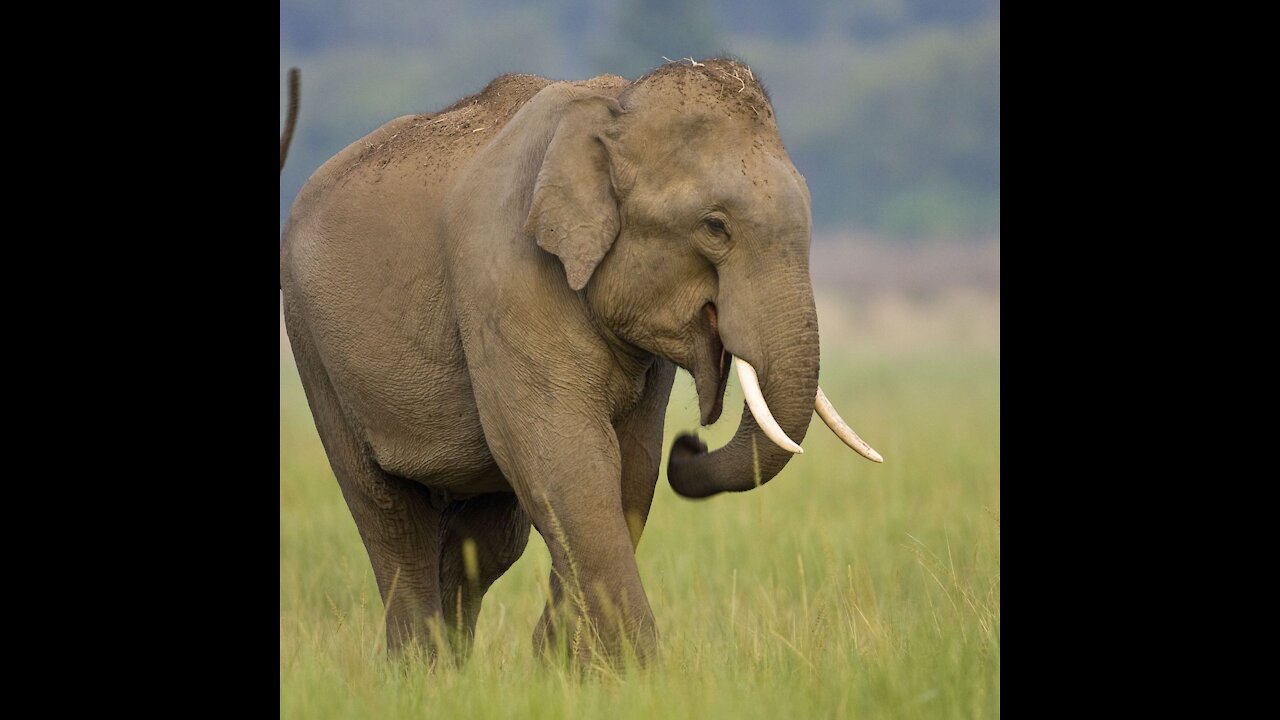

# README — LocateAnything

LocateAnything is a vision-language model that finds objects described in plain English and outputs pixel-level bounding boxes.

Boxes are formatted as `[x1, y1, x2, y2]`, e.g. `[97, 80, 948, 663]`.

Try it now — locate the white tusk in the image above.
[815, 387, 884, 463]
[736, 359, 804, 454]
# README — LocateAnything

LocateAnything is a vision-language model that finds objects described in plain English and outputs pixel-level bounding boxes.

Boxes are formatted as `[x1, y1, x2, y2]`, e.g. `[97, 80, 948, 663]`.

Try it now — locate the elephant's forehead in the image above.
[650, 119, 797, 188]
[629, 142, 808, 226]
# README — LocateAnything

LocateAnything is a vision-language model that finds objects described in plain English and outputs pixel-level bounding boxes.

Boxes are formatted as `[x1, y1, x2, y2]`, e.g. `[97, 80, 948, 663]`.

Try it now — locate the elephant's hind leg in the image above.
[285, 315, 447, 660]
[439, 492, 532, 664]
[340, 467, 446, 659]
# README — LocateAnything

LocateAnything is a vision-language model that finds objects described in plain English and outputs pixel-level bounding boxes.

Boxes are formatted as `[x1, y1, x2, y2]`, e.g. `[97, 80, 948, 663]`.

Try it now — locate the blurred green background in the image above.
[280, 0, 999, 239]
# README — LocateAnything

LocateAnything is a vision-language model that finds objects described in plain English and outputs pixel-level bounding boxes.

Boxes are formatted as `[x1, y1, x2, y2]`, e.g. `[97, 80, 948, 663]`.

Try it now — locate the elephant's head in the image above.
[525, 58, 881, 498]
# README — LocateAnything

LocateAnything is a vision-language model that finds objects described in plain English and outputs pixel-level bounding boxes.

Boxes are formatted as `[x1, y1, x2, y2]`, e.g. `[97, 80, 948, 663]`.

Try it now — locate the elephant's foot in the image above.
[532, 579, 658, 671]
[385, 610, 452, 666]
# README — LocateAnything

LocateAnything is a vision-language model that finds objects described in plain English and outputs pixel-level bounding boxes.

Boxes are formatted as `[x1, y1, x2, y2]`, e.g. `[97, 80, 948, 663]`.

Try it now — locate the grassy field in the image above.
[280, 271, 1000, 718]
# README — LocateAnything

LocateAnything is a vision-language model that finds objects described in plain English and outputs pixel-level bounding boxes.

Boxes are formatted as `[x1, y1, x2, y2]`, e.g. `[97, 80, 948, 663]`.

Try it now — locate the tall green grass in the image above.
[280, 314, 999, 718]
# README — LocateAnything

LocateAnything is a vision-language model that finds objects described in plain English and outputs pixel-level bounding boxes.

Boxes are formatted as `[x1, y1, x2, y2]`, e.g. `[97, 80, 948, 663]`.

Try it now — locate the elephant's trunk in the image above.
[667, 274, 820, 498]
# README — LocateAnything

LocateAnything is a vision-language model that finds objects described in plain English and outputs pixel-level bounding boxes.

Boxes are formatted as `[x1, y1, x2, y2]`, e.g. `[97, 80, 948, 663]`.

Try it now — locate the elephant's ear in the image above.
[525, 96, 624, 292]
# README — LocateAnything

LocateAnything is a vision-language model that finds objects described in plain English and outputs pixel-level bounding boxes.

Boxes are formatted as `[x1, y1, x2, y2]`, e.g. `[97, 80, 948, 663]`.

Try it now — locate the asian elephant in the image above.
[279, 58, 881, 667]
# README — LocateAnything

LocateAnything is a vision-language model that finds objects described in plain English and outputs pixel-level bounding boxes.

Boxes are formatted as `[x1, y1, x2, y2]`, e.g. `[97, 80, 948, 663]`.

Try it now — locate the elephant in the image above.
[279, 57, 881, 667]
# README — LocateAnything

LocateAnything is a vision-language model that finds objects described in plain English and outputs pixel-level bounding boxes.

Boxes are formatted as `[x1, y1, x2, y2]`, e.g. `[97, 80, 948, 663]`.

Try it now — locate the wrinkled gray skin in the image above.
[280, 59, 820, 666]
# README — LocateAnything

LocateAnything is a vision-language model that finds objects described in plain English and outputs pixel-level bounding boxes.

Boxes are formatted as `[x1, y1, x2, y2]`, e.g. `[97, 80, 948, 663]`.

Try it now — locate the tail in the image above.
[280, 68, 301, 174]
[281, 68, 301, 289]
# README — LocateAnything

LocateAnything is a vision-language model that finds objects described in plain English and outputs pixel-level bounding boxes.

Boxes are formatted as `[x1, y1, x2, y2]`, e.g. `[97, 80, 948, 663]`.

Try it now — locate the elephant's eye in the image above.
[704, 217, 728, 235]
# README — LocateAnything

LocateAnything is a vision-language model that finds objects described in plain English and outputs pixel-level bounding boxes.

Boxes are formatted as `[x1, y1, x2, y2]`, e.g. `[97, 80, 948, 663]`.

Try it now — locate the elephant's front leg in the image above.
[481, 409, 658, 667]
[529, 455, 656, 666]
[531, 360, 676, 657]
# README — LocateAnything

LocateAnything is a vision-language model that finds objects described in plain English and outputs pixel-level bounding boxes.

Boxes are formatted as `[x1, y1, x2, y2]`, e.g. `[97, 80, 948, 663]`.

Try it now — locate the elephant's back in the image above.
[279, 72, 631, 488]
[304, 72, 629, 199]
[323, 74, 555, 197]
[285, 72, 630, 243]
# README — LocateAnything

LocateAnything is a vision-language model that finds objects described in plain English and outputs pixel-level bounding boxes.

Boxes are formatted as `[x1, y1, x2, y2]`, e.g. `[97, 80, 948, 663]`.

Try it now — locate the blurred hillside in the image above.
[280, 0, 999, 240]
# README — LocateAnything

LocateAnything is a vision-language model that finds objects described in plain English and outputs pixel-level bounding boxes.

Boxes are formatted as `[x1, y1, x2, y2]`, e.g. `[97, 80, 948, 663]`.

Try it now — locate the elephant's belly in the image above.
[354, 365, 504, 490]
[309, 317, 503, 490]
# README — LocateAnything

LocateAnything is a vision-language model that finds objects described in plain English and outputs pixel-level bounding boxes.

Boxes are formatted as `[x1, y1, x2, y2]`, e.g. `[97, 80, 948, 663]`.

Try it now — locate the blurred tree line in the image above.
[281, 0, 998, 239]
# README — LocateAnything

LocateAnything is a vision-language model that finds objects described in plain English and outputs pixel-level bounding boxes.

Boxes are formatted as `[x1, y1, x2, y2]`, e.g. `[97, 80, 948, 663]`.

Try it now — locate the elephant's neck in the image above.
[585, 298, 653, 372]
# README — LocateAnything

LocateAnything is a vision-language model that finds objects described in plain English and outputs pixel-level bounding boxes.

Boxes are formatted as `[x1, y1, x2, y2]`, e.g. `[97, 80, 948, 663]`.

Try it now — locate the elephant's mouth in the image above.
[695, 302, 732, 426]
